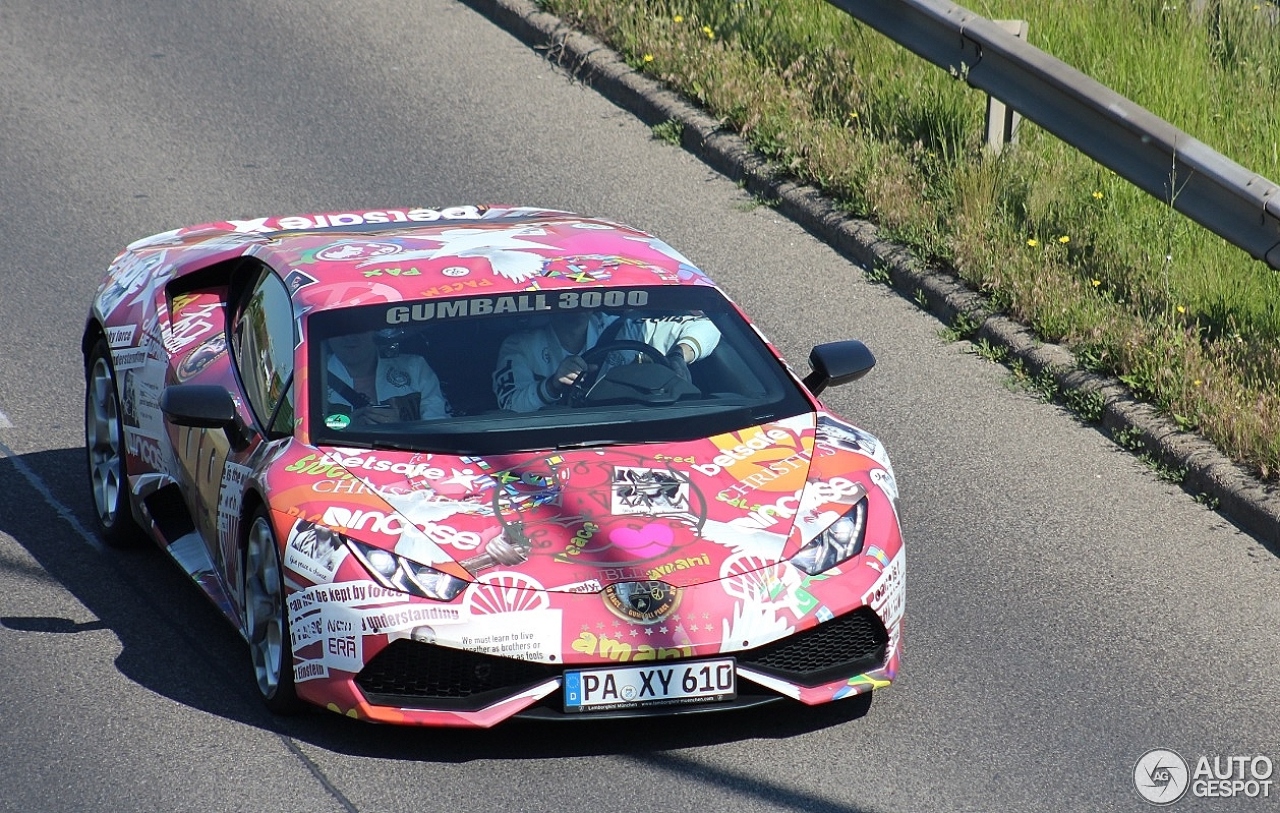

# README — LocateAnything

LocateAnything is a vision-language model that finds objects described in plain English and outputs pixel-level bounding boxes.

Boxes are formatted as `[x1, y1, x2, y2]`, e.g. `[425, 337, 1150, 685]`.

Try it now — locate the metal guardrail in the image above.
[825, 0, 1280, 271]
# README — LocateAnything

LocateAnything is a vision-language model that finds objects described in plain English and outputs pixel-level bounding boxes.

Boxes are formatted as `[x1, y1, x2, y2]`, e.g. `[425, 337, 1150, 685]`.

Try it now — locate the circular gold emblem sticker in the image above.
[602, 580, 681, 624]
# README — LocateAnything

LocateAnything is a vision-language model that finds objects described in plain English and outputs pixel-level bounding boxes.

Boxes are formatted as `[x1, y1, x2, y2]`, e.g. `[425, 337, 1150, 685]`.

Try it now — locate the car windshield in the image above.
[306, 285, 812, 454]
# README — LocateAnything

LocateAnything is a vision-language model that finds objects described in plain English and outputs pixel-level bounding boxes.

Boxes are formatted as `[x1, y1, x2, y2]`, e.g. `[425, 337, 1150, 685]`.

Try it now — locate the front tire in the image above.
[84, 337, 142, 548]
[244, 508, 303, 714]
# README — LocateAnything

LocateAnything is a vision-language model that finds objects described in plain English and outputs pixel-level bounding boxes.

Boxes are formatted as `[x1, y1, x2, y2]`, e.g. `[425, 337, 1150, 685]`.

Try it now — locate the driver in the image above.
[326, 330, 449, 423]
[492, 310, 720, 412]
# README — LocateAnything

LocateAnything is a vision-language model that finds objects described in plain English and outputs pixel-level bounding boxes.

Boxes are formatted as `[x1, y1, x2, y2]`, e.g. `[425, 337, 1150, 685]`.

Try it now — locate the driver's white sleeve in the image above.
[492, 331, 555, 413]
[641, 316, 721, 361]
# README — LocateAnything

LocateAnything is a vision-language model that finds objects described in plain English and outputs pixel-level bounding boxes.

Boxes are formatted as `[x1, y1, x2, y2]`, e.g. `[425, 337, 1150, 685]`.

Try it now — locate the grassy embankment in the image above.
[540, 0, 1280, 482]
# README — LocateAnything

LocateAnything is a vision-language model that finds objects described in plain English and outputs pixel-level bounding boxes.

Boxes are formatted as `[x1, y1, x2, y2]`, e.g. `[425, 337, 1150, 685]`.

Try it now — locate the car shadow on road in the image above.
[0, 446, 875, 766]
[281, 689, 873, 758]
[0, 446, 292, 727]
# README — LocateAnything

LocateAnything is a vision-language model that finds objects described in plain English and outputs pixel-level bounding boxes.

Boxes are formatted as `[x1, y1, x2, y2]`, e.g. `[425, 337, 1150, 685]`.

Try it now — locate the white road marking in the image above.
[0, 439, 103, 551]
[0, 410, 11, 428]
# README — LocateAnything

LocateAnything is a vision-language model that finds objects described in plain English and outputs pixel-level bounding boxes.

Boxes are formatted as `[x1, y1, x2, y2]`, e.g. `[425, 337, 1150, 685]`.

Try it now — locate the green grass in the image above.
[539, 0, 1280, 480]
[651, 117, 684, 145]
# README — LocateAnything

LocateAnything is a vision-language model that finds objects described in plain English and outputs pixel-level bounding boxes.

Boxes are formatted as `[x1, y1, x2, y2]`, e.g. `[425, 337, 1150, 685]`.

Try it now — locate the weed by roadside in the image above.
[651, 117, 683, 145]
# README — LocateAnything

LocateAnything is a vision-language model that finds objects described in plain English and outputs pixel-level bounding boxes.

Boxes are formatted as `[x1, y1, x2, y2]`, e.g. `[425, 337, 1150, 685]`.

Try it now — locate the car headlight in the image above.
[349, 539, 468, 602]
[790, 497, 869, 575]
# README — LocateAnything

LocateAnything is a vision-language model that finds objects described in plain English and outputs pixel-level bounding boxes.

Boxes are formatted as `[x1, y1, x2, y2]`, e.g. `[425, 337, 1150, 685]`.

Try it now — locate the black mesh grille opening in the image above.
[738, 607, 888, 686]
[355, 639, 559, 710]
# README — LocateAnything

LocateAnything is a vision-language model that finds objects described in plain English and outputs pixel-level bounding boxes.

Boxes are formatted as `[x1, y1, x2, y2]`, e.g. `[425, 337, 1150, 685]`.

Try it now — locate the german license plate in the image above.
[563, 658, 736, 712]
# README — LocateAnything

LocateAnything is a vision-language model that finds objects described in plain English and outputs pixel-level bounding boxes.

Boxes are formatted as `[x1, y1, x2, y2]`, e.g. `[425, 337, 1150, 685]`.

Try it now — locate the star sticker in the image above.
[354, 226, 551, 266]
[441, 468, 483, 489]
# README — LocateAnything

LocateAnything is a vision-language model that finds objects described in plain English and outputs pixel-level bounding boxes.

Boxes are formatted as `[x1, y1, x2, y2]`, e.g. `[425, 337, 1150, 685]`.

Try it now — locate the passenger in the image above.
[493, 310, 720, 412]
[326, 331, 448, 423]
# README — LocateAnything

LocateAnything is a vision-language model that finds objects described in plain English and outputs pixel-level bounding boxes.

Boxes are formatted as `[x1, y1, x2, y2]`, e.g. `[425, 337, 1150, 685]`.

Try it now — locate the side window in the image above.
[232, 269, 295, 435]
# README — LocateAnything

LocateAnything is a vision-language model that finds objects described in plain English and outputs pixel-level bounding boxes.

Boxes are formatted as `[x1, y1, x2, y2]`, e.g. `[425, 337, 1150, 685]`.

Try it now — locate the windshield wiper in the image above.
[553, 438, 624, 450]
[554, 437, 679, 451]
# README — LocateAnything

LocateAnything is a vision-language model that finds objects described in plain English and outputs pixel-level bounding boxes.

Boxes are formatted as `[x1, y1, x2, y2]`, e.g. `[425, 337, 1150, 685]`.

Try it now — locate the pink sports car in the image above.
[82, 205, 904, 727]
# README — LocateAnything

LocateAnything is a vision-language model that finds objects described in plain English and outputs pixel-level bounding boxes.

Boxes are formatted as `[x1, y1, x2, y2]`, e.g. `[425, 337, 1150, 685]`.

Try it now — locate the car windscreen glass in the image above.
[306, 285, 812, 454]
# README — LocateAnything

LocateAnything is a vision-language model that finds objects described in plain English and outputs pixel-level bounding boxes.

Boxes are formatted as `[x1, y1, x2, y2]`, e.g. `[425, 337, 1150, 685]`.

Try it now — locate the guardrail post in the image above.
[984, 20, 1027, 153]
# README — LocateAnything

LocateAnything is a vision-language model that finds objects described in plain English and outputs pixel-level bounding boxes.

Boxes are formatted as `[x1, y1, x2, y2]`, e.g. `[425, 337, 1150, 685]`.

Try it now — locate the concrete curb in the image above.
[462, 0, 1280, 551]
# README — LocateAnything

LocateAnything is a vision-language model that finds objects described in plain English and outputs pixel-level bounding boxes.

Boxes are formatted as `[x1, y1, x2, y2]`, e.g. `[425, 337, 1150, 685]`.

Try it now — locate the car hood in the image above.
[271, 413, 896, 591]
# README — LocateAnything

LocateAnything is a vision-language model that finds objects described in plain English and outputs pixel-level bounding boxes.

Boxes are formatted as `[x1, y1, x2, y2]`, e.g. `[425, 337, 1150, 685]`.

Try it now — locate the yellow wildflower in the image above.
[1092, 191, 1103, 199]
[673, 14, 684, 23]
[1177, 305, 1186, 314]
[1027, 238, 1039, 247]
[1091, 279, 1101, 287]
[1058, 235, 1070, 244]
[703, 25, 715, 39]
[643, 54, 654, 63]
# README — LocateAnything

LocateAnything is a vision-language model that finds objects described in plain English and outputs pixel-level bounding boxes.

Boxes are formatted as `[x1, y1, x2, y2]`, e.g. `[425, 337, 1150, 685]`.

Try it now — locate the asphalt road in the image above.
[1, 1, 1277, 811]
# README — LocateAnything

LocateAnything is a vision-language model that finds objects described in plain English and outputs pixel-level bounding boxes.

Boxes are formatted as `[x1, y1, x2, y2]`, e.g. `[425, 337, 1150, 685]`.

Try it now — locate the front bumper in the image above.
[289, 551, 904, 727]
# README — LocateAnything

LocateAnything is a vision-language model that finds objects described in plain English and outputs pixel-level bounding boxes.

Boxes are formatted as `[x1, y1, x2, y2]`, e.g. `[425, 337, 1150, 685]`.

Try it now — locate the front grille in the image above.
[356, 639, 559, 710]
[738, 607, 888, 686]
[357, 608, 888, 711]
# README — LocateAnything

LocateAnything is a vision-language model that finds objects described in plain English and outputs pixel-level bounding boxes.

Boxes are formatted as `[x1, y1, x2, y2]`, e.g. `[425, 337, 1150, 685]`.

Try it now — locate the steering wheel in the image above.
[566, 339, 671, 405]
[581, 339, 672, 368]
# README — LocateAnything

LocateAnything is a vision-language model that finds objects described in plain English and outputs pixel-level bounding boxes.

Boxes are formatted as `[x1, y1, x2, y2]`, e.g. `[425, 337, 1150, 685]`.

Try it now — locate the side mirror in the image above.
[161, 384, 239, 428]
[161, 384, 253, 451]
[802, 340, 876, 397]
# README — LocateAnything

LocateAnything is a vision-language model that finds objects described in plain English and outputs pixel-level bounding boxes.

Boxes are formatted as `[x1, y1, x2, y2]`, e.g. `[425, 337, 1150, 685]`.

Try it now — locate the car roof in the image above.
[131, 205, 717, 311]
